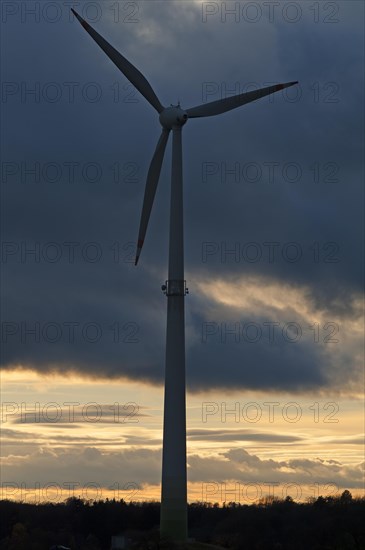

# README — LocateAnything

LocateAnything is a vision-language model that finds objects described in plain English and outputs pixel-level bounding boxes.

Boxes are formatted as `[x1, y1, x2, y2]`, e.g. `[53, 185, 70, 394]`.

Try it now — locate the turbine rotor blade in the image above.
[186, 81, 298, 118]
[135, 128, 170, 266]
[71, 9, 164, 113]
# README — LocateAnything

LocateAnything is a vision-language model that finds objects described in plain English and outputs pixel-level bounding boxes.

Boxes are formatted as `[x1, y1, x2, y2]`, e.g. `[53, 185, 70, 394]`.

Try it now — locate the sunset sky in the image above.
[1, 0, 364, 505]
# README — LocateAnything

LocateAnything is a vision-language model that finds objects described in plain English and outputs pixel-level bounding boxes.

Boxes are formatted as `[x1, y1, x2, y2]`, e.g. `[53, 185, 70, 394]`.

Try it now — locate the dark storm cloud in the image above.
[1, 2, 363, 393]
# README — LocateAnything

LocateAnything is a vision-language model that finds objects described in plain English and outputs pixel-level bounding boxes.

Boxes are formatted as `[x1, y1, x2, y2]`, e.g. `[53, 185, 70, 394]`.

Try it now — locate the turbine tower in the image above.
[71, 10, 298, 542]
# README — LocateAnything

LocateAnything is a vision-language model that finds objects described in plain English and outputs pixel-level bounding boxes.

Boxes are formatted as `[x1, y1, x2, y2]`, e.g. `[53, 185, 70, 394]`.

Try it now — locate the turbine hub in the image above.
[159, 105, 188, 129]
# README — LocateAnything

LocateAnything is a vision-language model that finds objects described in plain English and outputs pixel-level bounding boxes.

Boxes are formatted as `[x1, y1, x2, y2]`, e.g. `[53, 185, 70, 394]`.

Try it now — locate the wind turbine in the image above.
[71, 9, 298, 543]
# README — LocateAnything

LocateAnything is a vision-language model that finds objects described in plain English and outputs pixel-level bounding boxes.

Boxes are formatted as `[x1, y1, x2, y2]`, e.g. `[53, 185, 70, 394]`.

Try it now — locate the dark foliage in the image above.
[0, 492, 364, 550]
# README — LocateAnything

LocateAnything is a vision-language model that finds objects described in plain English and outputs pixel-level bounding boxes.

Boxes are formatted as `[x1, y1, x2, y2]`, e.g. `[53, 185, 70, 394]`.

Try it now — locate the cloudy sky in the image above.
[1, 0, 364, 504]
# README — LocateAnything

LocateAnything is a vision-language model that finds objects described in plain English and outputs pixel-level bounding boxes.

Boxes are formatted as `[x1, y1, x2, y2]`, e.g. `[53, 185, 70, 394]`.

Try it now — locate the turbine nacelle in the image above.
[159, 105, 188, 129]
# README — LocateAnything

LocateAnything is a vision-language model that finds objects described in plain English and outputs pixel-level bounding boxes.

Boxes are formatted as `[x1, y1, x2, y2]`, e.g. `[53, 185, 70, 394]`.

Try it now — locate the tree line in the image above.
[1, 490, 364, 549]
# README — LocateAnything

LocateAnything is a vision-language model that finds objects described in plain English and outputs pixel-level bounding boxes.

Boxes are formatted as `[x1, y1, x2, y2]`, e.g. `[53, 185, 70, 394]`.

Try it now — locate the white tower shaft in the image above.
[160, 127, 187, 541]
